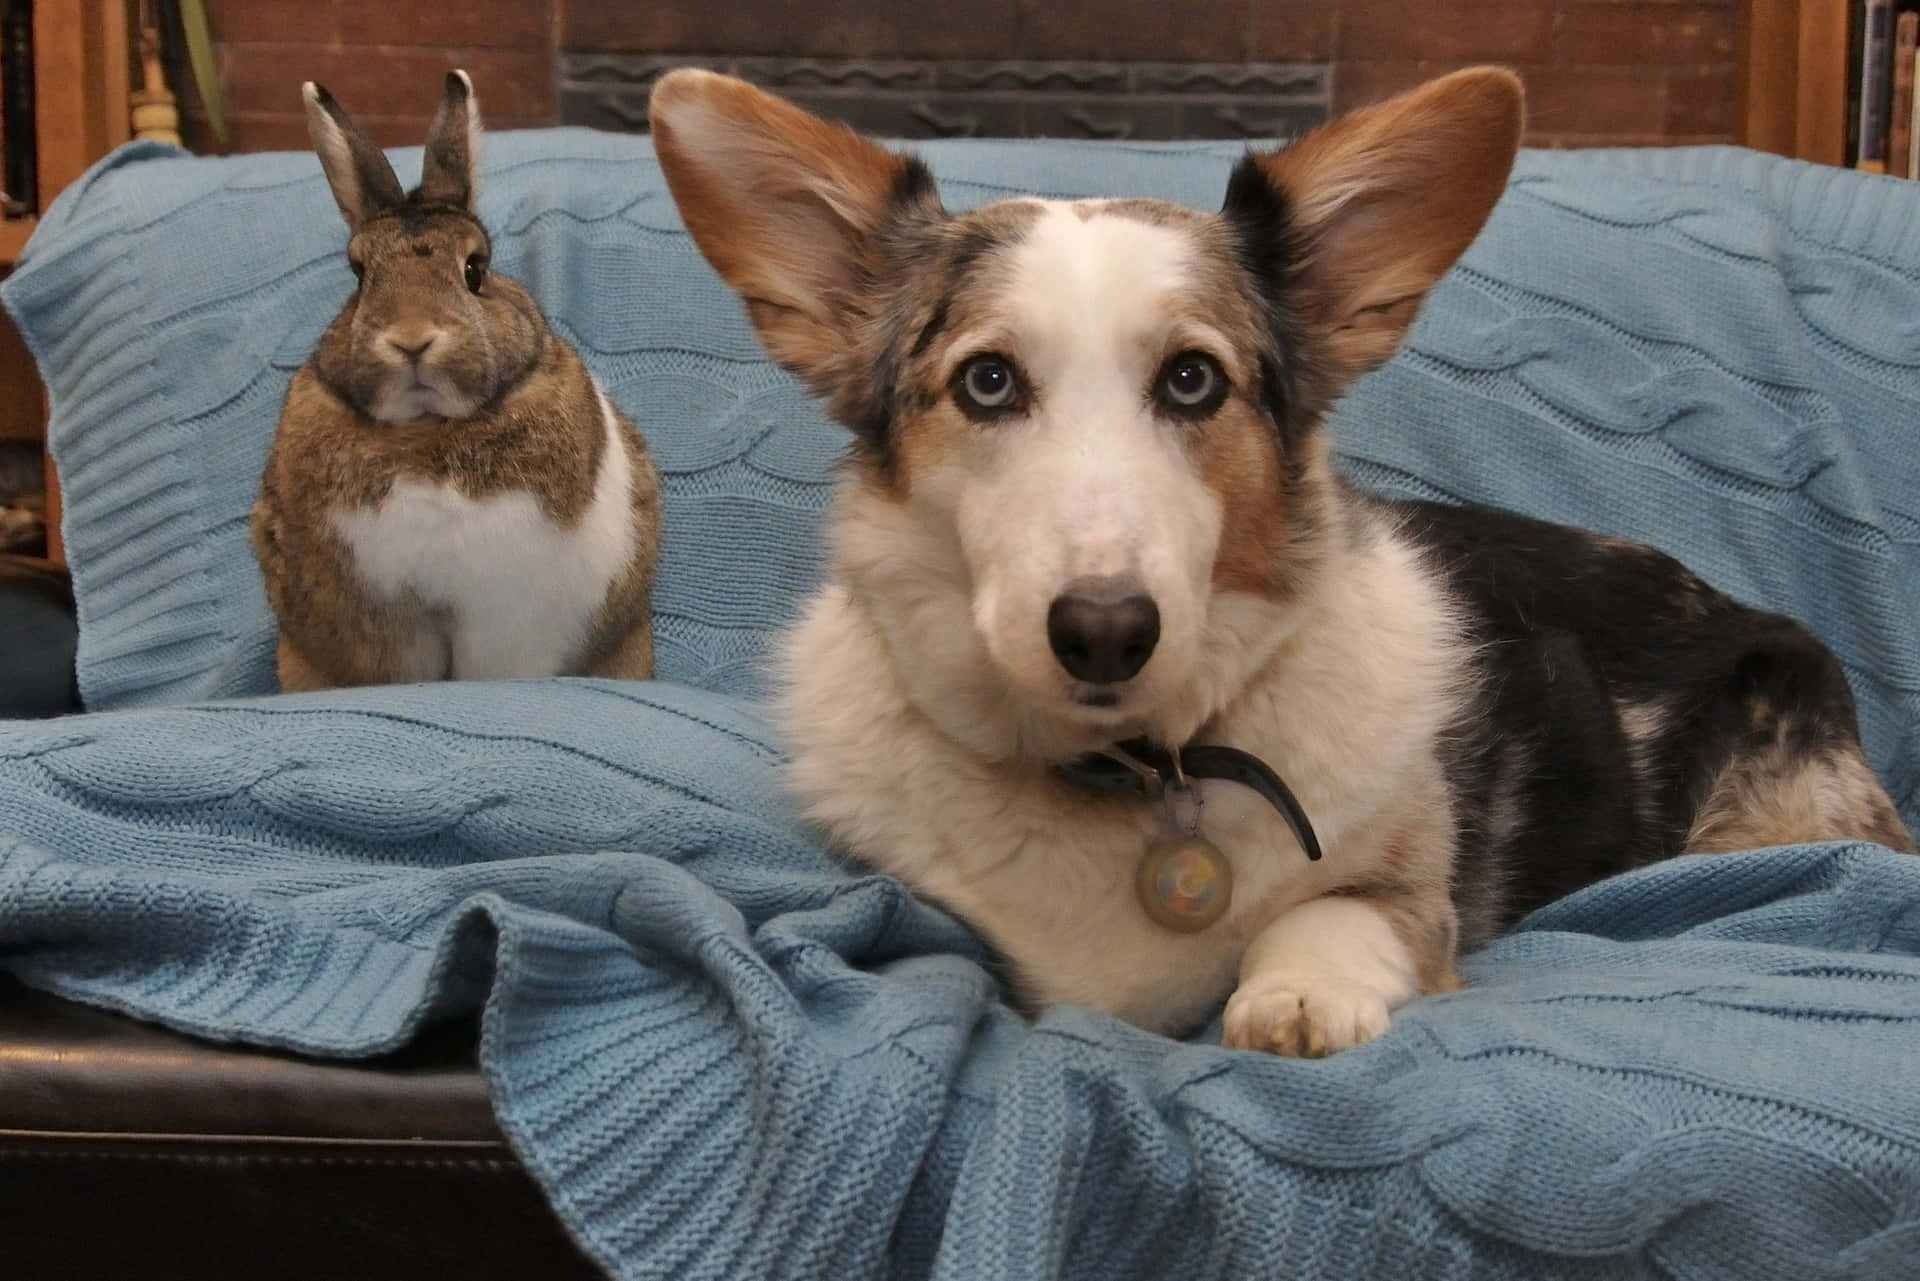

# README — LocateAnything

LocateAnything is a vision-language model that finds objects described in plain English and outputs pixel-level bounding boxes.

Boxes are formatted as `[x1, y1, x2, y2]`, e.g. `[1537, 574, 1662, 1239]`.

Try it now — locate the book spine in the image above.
[1890, 11, 1918, 177]
[0, 0, 33, 214]
[1860, 0, 1895, 172]
[1848, 0, 1867, 165]
[1911, 47, 1920, 176]
[0, 29, 7, 211]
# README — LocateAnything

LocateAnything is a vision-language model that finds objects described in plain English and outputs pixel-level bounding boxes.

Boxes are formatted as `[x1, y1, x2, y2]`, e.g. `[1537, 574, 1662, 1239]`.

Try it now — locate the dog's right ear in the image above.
[1225, 67, 1523, 384]
[648, 69, 938, 387]
[303, 81, 405, 231]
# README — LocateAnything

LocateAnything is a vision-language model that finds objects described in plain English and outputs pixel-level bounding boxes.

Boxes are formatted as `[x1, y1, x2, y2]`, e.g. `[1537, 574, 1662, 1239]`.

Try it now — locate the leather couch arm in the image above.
[0, 977, 603, 1279]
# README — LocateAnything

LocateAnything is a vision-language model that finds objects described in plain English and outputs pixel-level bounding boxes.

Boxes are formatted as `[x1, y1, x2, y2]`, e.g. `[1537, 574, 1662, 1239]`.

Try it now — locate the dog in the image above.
[648, 66, 1916, 1056]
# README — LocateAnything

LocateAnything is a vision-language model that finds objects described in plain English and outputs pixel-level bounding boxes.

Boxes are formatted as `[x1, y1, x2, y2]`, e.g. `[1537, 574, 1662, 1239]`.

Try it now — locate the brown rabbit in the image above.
[252, 71, 662, 692]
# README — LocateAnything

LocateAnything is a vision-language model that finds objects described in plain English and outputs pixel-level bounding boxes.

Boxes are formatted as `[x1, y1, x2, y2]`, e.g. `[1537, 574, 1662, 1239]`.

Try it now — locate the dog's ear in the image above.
[648, 68, 938, 388]
[1226, 67, 1523, 381]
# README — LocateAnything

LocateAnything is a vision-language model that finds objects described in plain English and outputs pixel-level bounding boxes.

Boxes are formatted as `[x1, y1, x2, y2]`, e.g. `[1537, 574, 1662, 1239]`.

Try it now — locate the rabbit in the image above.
[251, 71, 662, 692]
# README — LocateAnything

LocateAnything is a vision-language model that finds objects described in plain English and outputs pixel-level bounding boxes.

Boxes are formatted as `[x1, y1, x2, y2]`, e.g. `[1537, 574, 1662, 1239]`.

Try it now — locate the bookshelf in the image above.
[1739, 0, 1851, 166]
[0, 216, 32, 259]
[0, 1, 132, 569]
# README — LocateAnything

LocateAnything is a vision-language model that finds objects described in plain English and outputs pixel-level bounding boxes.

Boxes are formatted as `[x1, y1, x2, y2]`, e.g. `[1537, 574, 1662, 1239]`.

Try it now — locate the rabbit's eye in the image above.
[348, 257, 364, 283]
[463, 254, 488, 294]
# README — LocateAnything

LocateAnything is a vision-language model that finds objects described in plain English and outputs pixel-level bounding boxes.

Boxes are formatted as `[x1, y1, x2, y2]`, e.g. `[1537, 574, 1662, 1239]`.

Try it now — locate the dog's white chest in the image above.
[778, 524, 1463, 1035]
[331, 392, 636, 680]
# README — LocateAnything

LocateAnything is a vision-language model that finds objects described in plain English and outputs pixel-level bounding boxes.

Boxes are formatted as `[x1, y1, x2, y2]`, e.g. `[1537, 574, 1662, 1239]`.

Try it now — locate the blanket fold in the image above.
[4, 681, 1918, 1279]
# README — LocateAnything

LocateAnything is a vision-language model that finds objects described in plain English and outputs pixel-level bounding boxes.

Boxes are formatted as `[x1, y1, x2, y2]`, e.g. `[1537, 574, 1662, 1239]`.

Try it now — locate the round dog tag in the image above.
[1135, 835, 1233, 932]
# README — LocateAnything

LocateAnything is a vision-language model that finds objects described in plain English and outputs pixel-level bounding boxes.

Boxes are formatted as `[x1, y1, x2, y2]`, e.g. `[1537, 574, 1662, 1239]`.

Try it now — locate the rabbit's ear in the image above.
[419, 70, 481, 211]
[303, 81, 404, 231]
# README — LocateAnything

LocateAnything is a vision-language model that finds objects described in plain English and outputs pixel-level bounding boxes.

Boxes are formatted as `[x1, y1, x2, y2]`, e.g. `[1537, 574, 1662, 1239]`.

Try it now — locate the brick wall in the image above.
[1331, 1, 1739, 145]
[197, 0, 1739, 151]
[200, 0, 559, 151]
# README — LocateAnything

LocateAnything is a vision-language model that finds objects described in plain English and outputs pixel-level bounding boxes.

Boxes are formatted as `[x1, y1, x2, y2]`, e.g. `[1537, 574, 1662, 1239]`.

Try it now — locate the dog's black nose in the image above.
[1048, 577, 1160, 685]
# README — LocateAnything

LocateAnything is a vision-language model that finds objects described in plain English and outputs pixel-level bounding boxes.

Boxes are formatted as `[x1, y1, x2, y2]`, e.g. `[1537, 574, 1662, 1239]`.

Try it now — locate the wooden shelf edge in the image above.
[1738, 0, 1851, 166]
[0, 217, 37, 263]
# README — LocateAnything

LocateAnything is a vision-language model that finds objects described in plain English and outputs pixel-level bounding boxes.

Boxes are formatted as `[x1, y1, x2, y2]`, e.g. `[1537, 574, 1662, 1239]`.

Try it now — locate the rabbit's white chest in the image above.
[332, 391, 636, 680]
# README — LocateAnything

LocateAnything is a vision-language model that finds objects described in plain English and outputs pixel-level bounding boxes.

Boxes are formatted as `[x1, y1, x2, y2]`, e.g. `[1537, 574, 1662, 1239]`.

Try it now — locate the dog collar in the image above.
[1055, 738, 1322, 933]
[1056, 739, 1324, 862]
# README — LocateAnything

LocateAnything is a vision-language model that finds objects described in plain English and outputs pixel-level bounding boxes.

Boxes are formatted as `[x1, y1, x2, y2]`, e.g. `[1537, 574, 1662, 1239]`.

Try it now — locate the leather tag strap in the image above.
[1056, 738, 1323, 861]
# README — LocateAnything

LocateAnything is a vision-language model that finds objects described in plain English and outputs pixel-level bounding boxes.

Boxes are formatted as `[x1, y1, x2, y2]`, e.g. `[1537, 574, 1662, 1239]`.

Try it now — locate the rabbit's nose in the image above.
[386, 331, 442, 363]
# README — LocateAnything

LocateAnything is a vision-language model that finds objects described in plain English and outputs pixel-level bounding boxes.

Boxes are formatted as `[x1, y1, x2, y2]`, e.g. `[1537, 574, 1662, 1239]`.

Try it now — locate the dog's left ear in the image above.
[648, 68, 938, 392]
[1227, 67, 1523, 381]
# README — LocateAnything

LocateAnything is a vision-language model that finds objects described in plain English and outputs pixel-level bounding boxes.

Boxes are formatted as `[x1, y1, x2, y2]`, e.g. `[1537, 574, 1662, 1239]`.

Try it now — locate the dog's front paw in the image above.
[1221, 976, 1392, 1057]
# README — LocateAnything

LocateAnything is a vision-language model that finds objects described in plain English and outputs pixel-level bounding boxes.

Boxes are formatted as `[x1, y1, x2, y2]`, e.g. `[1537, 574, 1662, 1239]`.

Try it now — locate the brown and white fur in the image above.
[649, 67, 1916, 1056]
[252, 71, 662, 692]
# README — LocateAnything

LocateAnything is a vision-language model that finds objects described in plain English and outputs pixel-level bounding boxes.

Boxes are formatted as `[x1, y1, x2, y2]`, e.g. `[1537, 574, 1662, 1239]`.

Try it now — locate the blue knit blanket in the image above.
[5, 133, 1920, 1278]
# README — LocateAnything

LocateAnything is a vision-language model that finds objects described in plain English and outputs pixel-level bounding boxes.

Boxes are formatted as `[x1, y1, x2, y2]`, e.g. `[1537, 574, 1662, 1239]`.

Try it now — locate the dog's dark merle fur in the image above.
[1395, 498, 1914, 942]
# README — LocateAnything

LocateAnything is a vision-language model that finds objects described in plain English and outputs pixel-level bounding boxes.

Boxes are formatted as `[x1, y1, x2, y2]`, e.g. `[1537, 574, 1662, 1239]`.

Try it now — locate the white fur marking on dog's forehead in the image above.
[999, 201, 1198, 365]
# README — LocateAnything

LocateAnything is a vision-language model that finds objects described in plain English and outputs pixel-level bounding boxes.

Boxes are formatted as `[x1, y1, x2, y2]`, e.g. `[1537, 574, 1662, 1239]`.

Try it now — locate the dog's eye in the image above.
[955, 354, 1022, 416]
[463, 254, 488, 294]
[1157, 351, 1226, 415]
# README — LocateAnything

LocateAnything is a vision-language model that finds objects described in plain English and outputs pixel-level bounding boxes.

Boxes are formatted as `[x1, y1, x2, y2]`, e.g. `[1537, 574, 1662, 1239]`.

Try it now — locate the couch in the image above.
[2, 127, 1917, 1281]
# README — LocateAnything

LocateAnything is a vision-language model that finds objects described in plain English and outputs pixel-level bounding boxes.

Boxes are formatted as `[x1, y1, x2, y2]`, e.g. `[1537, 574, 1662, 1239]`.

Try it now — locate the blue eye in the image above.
[1165, 355, 1215, 404]
[1157, 351, 1227, 416]
[957, 354, 1021, 414]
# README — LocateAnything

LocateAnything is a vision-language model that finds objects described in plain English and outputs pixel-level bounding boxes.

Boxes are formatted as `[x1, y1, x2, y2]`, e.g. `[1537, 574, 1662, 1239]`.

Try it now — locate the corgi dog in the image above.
[648, 67, 1916, 1055]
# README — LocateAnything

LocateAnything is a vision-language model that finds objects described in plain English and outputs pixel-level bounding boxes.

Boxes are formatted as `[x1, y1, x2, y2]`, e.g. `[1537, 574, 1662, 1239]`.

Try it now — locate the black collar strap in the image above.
[1056, 739, 1323, 861]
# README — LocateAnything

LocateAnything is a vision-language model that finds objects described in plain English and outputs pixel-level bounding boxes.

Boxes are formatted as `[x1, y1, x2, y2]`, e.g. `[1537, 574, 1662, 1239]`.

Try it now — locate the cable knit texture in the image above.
[3, 135, 1920, 1279]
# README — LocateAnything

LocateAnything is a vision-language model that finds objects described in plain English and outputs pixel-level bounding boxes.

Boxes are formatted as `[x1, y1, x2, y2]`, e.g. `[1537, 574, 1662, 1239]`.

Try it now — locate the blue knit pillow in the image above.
[5, 136, 1917, 826]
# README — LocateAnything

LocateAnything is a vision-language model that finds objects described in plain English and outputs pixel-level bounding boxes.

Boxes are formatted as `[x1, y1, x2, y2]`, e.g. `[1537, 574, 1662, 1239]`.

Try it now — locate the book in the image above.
[1891, 11, 1917, 177]
[1859, 0, 1895, 172]
[1847, 0, 1866, 165]
[1911, 47, 1920, 177]
[0, 0, 32, 215]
